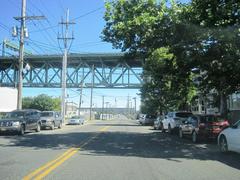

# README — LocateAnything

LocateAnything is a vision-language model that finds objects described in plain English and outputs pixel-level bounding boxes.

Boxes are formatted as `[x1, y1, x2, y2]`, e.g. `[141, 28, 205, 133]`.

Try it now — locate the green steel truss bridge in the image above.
[0, 53, 143, 89]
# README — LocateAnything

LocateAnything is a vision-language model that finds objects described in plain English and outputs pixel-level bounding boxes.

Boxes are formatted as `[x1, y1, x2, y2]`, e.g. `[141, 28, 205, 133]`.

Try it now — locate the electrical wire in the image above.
[29, 6, 104, 33]
[0, 22, 10, 32]
[28, 0, 58, 37]
[24, 1, 59, 53]
[27, 38, 58, 49]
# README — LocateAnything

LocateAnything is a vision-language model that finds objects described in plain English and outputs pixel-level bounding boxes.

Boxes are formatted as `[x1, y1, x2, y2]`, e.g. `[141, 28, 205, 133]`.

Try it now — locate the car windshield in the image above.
[6, 111, 25, 119]
[176, 113, 192, 118]
[41, 112, 54, 117]
[146, 115, 156, 118]
[71, 116, 84, 119]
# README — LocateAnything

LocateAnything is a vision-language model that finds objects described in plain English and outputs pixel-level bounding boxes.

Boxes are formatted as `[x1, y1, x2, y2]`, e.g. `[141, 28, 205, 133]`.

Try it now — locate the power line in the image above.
[71, 7, 104, 21]
[28, 0, 58, 36]
[27, 38, 59, 50]
[25, 40, 48, 54]
[26, 43, 42, 54]
[22, 1, 59, 53]
[29, 6, 104, 33]
[58, 0, 65, 13]
[39, 0, 59, 21]
[0, 22, 10, 32]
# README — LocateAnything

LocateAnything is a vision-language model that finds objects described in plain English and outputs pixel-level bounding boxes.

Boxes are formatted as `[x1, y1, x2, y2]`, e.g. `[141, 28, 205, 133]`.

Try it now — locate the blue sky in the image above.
[0, 0, 142, 109]
[0, 0, 190, 110]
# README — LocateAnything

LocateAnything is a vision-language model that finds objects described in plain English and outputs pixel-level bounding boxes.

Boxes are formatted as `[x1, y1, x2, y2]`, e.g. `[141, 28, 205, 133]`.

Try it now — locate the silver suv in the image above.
[40, 111, 62, 130]
[162, 111, 192, 134]
[139, 114, 156, 126]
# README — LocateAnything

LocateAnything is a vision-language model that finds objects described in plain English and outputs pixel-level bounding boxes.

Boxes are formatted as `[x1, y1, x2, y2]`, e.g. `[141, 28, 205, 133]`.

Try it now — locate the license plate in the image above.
[0, 128, 6, 131]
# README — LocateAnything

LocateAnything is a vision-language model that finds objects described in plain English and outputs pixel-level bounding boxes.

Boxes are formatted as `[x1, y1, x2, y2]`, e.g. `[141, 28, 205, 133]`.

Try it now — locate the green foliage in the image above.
[102, 0, 240, 116]
[22, 97, 33, 109]
[22, 94, 61, 111]
[190, 0, 240, 116]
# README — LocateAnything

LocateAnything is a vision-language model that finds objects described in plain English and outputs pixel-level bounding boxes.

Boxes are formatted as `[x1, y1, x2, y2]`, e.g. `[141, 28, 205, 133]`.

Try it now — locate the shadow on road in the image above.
[94, 123, 141, 127]
[0, 127, 239, 171]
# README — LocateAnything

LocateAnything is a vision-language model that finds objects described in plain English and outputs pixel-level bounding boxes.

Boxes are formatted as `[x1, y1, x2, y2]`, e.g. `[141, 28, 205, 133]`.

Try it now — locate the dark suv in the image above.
[0, 109, 41, 135]
[179, 114, 229, 143]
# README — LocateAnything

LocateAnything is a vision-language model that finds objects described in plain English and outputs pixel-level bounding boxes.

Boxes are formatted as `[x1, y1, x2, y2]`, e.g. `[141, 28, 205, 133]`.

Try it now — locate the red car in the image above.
[179, 114, 229, 143]
[205, 115, 230, 138]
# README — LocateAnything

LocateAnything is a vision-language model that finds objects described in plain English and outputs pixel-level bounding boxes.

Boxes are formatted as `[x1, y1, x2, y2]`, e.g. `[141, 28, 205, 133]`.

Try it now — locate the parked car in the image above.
[139, 114, 156, 126]
[137, 114, 145, 123]
[68, 116, 85, 125]
[162, 111, 193, 134]
[179, 114, 229, 143]
[0, 109, 41, 135]
[218, 120, 240, 153]
[153, 116, 164, 130]
[40, 111, 62, 130]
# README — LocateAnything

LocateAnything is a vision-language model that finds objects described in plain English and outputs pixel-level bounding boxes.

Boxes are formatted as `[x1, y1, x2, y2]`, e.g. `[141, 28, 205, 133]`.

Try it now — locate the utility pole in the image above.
[58, 9, 75, 123]
[133, 97, 137, 114]
[105, 102, 109, 119]
[78, 81, 83, 116]
[90, 64, 94, 120]
[127, 95, 130, 117]
[102, 95, 105, 120]
[14, 0, 44, 109]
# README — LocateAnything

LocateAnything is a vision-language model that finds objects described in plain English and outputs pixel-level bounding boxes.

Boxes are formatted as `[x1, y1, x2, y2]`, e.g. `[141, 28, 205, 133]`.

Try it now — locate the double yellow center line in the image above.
[23, 126, 110, 180]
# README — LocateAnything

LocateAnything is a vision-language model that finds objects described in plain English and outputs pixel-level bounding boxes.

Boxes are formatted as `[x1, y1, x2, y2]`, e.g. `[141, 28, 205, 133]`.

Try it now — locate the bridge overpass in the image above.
[0, 53, 143, 89]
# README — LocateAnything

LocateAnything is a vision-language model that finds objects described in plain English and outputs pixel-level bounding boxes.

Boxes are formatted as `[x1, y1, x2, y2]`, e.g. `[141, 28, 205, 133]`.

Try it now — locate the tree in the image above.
[22, 94, 61, 111]
[190, 0, 240, 116]
[22, 97, 34, 109]
[102, 0, 196, 114]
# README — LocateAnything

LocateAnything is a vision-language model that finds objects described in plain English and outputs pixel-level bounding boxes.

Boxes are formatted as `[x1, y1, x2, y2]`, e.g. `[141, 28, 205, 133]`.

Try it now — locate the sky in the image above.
[0, 0, 142, 110]
[0, 0, 190, 110]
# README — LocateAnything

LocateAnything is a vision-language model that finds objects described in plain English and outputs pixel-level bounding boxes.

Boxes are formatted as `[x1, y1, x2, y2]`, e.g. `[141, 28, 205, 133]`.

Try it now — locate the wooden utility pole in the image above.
[58, 9, 75, 123]
[14, 0, 44, 109]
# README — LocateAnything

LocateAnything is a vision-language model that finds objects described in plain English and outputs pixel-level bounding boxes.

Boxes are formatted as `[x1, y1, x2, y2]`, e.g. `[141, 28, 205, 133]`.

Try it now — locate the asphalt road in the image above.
[0, 118, 240, 180]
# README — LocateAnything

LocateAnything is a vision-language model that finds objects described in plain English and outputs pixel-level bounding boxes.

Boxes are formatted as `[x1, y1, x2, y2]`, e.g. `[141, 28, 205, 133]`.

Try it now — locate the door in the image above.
[25, 112, 33, 130]
[228, 121, 240, 152]
[32, 111, 40, 129]
[182, 117, 196, 135]
[55, 112, 61, 126]
[163, 113, 171, 129]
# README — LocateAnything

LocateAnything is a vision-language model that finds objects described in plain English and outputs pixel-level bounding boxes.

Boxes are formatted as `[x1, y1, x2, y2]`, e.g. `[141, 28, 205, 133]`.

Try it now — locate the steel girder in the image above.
[0, 54, 143, 89]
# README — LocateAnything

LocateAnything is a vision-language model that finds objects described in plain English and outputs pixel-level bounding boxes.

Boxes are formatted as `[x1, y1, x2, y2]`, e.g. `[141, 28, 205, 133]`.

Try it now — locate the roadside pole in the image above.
[58, 9, 75, 123]
[15, 0, 44, 109]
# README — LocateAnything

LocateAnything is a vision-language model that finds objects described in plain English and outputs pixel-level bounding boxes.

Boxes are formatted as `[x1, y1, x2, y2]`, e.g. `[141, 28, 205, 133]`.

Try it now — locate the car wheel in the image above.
[192, 131, 198, 143]
[160, 123, 165, 132]
[179, 129, 183, 139]
[219, 136, 228, 153]
[50, 122, 55, 130]
[168, 124, 172, 134]
[58, 122, 62, 129]
[19, 124, 25, 135]
[36, 123, 41, 132]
